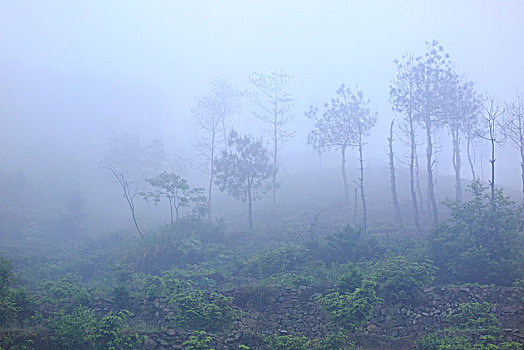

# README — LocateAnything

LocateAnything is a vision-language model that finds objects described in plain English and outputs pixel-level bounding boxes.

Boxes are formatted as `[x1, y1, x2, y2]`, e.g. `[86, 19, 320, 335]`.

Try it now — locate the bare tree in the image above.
[482, 99, 504, 201]
[249, 71, 294, 208]
[501, 92, 524, 202]
[390, 52, 422, 234]
[443, 74, 482, 202]
[106, 167, 144, 239]
[191, 78, 242, 220]
[388, 119, 403, 226]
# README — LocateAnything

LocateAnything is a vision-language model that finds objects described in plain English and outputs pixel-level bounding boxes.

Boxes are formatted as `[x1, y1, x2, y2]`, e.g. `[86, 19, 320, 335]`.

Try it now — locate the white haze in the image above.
[1, 1, 523, 232]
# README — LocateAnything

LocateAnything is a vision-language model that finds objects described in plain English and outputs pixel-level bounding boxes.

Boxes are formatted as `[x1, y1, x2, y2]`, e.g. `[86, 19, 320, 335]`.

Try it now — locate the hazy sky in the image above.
[1, 1, 523, 184]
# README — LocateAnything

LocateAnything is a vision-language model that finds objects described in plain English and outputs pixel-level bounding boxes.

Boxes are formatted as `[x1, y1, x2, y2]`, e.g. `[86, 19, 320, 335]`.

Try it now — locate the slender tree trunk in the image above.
[247, 185, 253, 229]
[354, 187, 358, 227]
[208, 134, 215, 221]
[407, 114, 421, 234]
[414, 144, 424, 215]
[273, 122, 277, 208]
[388, 120, 403, 226]
[451, 129, 463, 202]
[520, 143, 524, 204]
[129, 204, 143, 239]
[466, 131, 476, 181]
[169, 199, 174, 231]
[489, 134, 496, 202]
[358, 131, 367, 232]
[341, 147, 349, 202]
[425, 120, 438, 224]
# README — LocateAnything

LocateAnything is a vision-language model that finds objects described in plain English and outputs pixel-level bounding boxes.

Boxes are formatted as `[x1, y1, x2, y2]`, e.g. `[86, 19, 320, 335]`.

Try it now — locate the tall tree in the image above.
[443, 74, 483, 202]
[501, 91, 524, 203]
[413, 40, 452, 224]
[249, 71, 294, 208]
[352, 88, 377, 232]
[388, 119, 403, 226]
[307, 85, 376, 229]
[141, 171, 206, 231]
[390, 52, 422, 234]
[307, 85, 356, 203]
[214, 130, 273, 229]
[482, 99, 504, 201]
[191, 78, 242, 220]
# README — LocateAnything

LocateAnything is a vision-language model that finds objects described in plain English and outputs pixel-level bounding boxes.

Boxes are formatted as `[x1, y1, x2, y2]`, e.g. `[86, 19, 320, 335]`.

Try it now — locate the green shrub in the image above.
[264, 333, 354, 350]
[448, 302, 500, 335]
[265, 334, 310, 350]
[168, 284, 237, 332]
[182, 331, 214, 350]
[337, 264, 363, 293]
[371, 256, 437, 304]
[39, 273, 91, 310]
[316, 280, 380, 332]
[429, 181, 524, 285]
[112, 265, 133, 308]
[415, 302, 518, 350]
[92, 310, 144, 350]
[45, 305, 96, 349]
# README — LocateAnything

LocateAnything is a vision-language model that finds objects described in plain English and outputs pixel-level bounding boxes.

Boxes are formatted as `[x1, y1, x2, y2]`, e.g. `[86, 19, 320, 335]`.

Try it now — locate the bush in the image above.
[168, 283, 237, 332]
[429, 181, 524, 285]
[92, 310, 144, 350]
[45, 305, 96, 349]
[39, 273, 91, 310]
[371, 256, 437, 304]
[415, 302, 520, 350]
[264, 334, 310, 350]
[337, 264, 363, 293]
[182, 331, 214, 350]
[316, 280, 380, 332]
[264, 333, 354, 350]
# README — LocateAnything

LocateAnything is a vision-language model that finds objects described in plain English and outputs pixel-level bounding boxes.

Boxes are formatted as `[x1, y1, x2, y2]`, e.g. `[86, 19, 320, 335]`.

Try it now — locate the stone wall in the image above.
[3, 286, 522, 349]
[130, 285, 523, 349]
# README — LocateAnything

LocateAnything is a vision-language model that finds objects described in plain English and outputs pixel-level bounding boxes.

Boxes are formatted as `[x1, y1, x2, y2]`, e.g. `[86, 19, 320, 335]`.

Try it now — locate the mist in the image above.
[1, 2, 523, 349]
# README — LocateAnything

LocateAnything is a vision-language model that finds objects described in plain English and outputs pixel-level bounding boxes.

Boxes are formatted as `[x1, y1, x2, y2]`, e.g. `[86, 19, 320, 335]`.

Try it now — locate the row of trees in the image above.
[108, 41, 523, 235]
[390, 40, 523, 233]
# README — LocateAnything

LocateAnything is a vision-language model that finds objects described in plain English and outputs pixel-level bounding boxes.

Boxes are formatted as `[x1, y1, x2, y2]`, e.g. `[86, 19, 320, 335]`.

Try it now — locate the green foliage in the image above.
[316, 280, 380, 332]
[168, 283, 237, 332]
[429, 181, 524, 285]
[243, 245, 311, 280]
[214, 130, 274, 203]
[39, 273, 91, 310]
[371, 256, 437, 304]
[312, 333, 354, 350]
[337, 264, 363, 293]
[324, 226, 386, 264]
[141, 171, 207, 226]
[448, 302, 500, 335]
[415, 302, 519, 350]
[265, 333, 354, 350]
[112, 265, 133, 308]
[182, 331, 215, 350]
[265, 334, 310, 350]
[0, 257, 32, 327]
[91, 310, 144, 350]
[45, 305, 96, 349]
[0, 257, 12, 297]
[261, 272, 314, 288]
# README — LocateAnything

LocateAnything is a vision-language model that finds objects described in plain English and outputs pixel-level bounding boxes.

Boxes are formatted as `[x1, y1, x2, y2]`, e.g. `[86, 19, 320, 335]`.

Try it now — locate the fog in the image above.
[1, 1, 523, 233]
